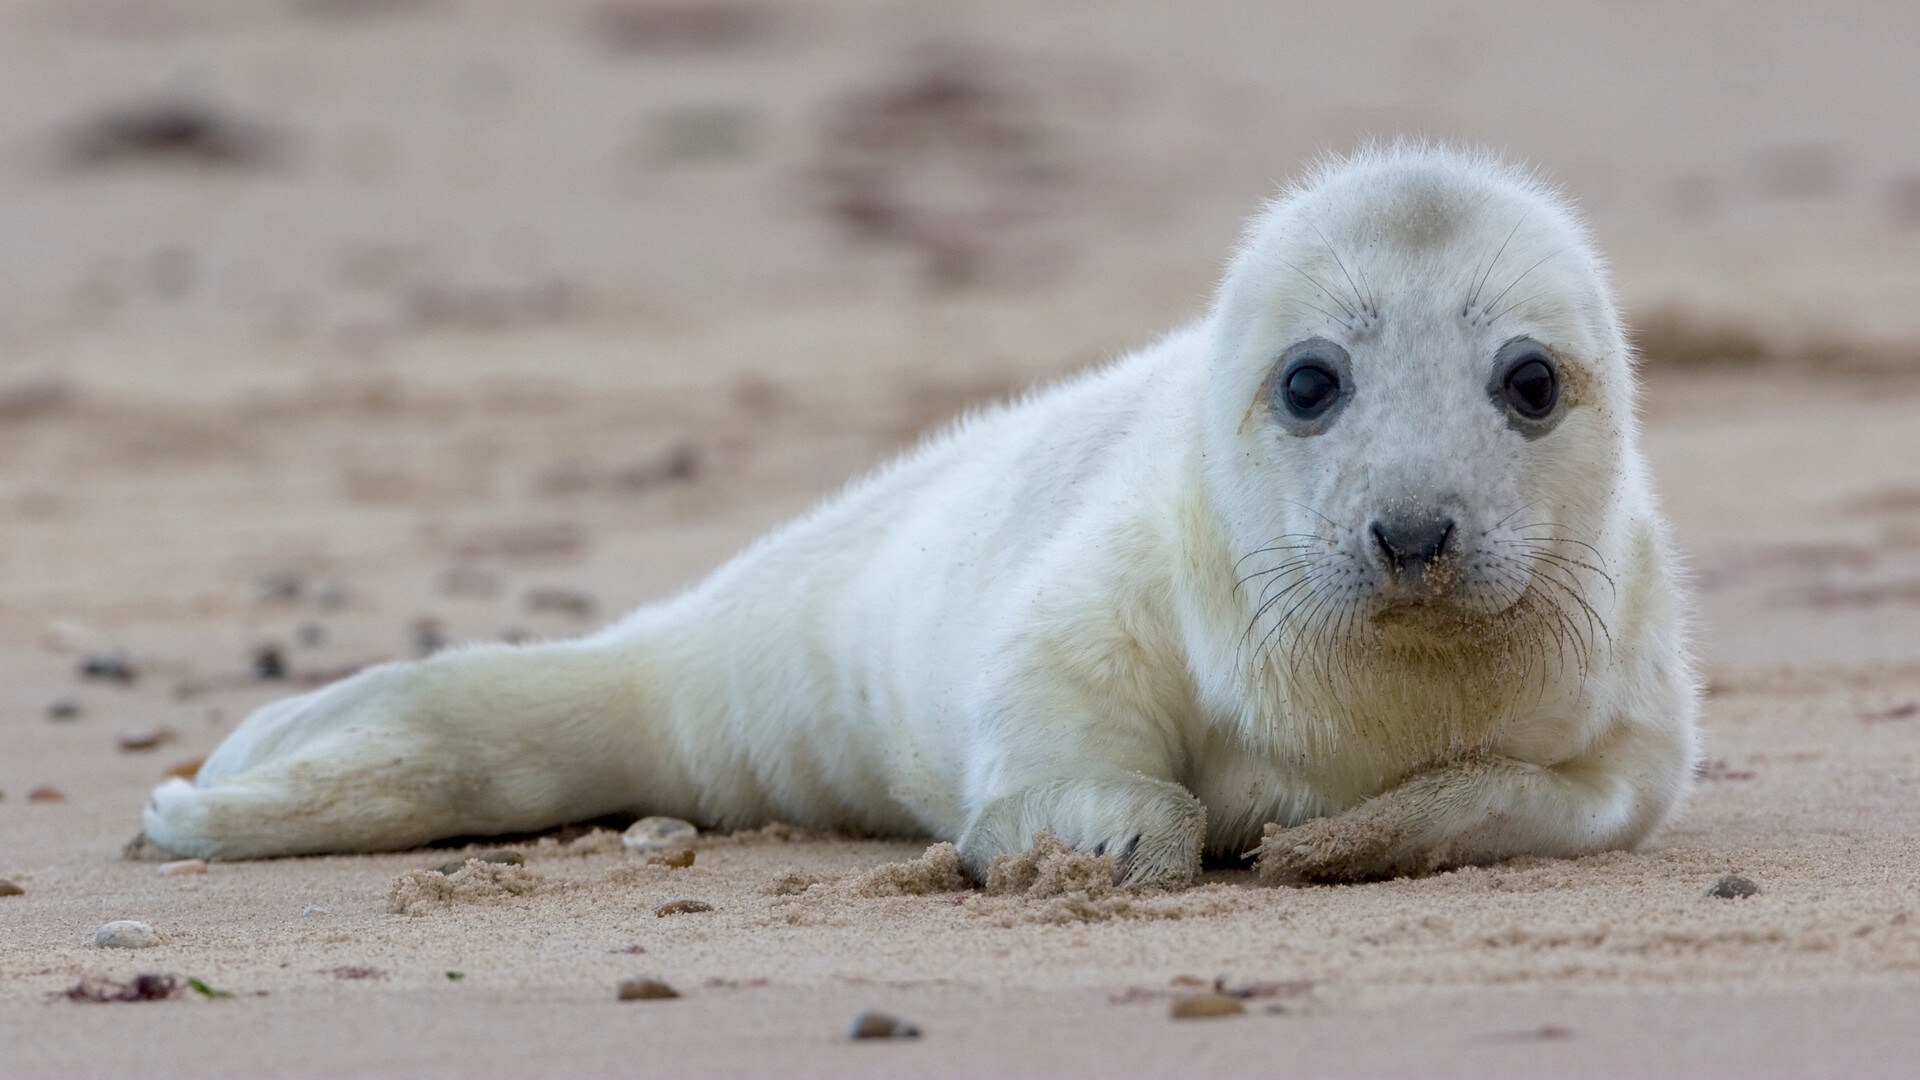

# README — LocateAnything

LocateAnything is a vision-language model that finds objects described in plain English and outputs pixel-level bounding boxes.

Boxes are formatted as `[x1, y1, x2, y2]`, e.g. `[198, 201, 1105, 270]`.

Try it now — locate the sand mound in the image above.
[842, 842, 969, 897]
[387, 861, 549, 916]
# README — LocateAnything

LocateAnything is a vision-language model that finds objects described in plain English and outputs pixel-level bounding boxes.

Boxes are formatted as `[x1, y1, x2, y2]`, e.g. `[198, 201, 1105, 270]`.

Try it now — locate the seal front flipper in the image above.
[1254, 717, 1695, 885]
[956, 775, 1205, 888]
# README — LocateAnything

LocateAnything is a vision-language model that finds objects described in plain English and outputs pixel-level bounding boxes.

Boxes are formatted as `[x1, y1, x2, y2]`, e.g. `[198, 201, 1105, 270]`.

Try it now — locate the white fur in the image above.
[143, 145, 1699, 885]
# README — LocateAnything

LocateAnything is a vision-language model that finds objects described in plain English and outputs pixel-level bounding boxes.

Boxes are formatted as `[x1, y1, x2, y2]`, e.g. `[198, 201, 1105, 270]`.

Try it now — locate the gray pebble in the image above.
[1709, 875, 1759, 899]
[46, 699, 83, 721]
[622, 816, 698, 852]
[848, 1010, 920, 1039]
[615, 976, 679, 1001]
[80, 652, 136, 684]
[252, 645, 287, 680]
[94, 920, 158, 948]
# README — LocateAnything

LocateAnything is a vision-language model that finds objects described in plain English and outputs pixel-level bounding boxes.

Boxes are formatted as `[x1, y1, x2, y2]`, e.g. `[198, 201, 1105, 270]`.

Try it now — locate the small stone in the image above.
[0, 880, 23, 896]
[300, 905, 329, 918]
[848, 1010, 920, 1039]
[434, 849, 524, 875]
[80, 651, 136, 683]
[1709, 874, 1759, 899]
[117, 727, 175, 752]
[252, 645, 287, 680]
[1170, 992, 1246, 1019]
[46, 699, 83, 721]
[439, 565, 501, 598]
[255, 572, 305, 603]
[616, 976, 680, 1001]
[623, 816, 698, 852]
[646, 847, 695, 868]
[653, 899, 713, 917]
[28, 785, 66, 802]
[411, 618, 446, 657]
[524, 586, 595, 619]
[94, 920, 158, 949]
[293, 622, 327, 648]
[313, 581, 349, 611]
[163, 756, 205, 781]
[157, 859, 208, 877]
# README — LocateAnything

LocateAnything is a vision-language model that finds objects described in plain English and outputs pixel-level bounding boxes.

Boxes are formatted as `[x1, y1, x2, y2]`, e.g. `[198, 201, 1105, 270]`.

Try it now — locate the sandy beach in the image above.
[4, 3, 1920, 1077]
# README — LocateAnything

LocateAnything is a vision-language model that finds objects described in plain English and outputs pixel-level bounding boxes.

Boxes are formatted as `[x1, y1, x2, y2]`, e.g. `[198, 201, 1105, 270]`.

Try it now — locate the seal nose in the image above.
[1369, 514, 1456, 576]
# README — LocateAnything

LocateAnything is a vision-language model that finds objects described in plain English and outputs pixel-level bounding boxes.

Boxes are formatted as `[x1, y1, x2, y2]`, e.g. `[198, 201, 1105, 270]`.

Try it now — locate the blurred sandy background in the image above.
[4, 2, 1920, 1077]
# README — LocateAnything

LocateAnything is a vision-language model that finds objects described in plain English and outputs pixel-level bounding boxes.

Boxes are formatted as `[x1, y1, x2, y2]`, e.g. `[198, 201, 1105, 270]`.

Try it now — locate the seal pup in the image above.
[141, 145, 1698, 886]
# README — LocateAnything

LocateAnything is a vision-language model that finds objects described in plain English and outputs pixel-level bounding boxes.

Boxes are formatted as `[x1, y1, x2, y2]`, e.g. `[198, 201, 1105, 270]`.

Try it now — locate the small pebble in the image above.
[94, 920, 158, 949]
[255, 572, 304, 603]
[1709, 874, 1759, 899]
[434, 850, 524, 875]
[439, 565, 501, 598]
[646, 847, 695, 869]
[293, 622, 327, 648]
[157, 859, 208, 877]
[313, 581, 350, 611]
[163, 756, 205, 781]
[28, 785, 66, 802]
[653, 899, 713, 917]
[412, 618, 447, 657]
[524, 587, 596, 619]
[615, 976, 680, 1001]
[1170, 992, 1246, 1019]
[623, 816, 698, 852]
[301, 905, 329, 918]
[46, 699, 83, 721]
[117, 727, 175, 752]
[80, 651, 136, 684]
[0, 880, 23, 897]
[848, 1010, 920, 1039]
[252, 645, 286, 680]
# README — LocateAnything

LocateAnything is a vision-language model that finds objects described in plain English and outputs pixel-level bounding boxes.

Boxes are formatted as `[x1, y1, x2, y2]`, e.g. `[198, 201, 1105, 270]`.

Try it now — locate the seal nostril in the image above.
[1369, 521, 1400, 568]
[1371, 515, 1456, 573]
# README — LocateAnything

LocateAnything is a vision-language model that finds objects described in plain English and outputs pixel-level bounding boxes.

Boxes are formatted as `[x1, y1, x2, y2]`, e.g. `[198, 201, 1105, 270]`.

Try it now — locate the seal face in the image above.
[140, 145, 1699, 889]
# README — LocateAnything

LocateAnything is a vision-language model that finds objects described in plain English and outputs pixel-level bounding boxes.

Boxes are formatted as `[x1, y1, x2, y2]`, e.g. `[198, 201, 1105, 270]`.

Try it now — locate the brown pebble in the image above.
[117, 727, 175, 752]
[1709, 874, 1759, 899]
[653, 899, 713, 917]
[1170, 993, 1246, 1019]
[163, 756, 206, 781]
[524, 586, 596, 619]
[646, 847, 695, 868]
[616, 976, 680, 1001]
[28, 785, 66, 802]
[0, 880, 23, 896]
[157, 859, 208, 877]
[848, 1010, 919, 1039]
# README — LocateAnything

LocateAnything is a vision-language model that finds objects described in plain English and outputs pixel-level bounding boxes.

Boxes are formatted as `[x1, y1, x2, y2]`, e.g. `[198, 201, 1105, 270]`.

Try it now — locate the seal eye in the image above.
[1283, 363, 1340, 418]
[1270, 337, 1354, 434]
[1489, 337, 1563, 430]
[1503, 357, 1557, 418]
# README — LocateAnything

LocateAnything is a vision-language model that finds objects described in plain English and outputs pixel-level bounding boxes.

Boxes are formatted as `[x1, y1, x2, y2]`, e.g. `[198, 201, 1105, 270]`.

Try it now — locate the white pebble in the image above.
[300, 905, 329, 918]
[157, 859, 207, 877]
[622, 816, 698, 853]
[94, 920, 158, 949]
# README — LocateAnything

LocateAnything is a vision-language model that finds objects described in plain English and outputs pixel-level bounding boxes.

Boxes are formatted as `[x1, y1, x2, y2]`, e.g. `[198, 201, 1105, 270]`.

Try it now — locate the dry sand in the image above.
[5, 3, 1920, 1077]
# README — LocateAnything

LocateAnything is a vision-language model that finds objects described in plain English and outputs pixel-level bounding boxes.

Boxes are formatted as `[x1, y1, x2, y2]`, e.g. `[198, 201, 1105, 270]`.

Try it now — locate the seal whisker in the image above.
[1481, 249, 1566, 322]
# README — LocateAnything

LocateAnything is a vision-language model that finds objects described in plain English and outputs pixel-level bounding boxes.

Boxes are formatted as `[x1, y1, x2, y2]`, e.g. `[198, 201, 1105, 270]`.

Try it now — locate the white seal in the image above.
[143, 145, 1698, 886]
